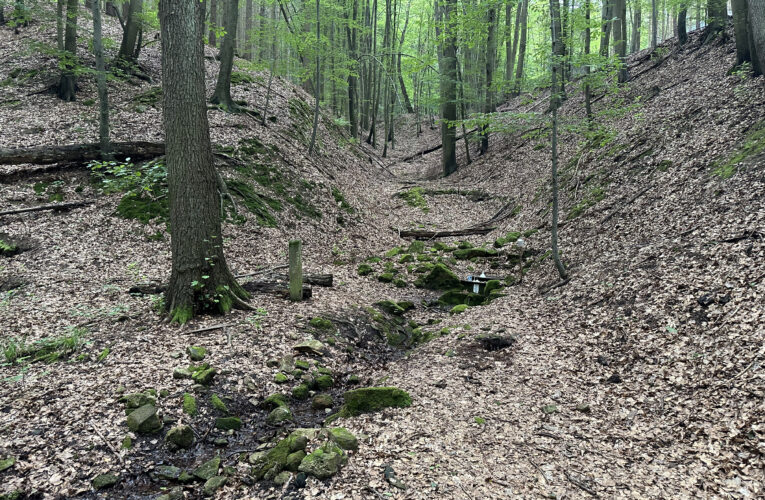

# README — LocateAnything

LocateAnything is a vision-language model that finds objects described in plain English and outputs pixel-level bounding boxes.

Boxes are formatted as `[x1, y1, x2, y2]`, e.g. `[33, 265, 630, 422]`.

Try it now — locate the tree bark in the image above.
[93, 0, 110, 158]
[480, 4, 497, 155]
[117, 0, 143, 64]
[678, 5, 688, 44]
[506, 1, 518, 100]
[56, 0, 64, 51]
[347, 0, 359, 138]
[614, 0, 628, 83]
[159, 0, 250, 323]
[209, 0, 217, 47]
[244, 0, 253, 60]
[0, 142, 164, 165]
[513, 0, 528, 96]
[749, 0, 765, 75]
[601, 0, 613, 56]
[210, 0, 240, 112]
[57, 0, 78, 101]
[584, 0, 593, 124]
[733, 0, 752, 65]
[631, 1, 642, 52]
[398, 2, 414, 114]
[705, 0, 727, 42]
[651, 0, 658, 47]
[308, 0, 321, 155]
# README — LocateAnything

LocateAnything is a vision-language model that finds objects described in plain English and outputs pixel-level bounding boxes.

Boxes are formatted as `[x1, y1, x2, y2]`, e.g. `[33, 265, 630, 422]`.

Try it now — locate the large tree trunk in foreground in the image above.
[160, 0, 250, 323]
[749, 0, 765, 75]
[210, 0, 240, 112]
[57, 0, 78, 101]
[733, 0, 752, 65]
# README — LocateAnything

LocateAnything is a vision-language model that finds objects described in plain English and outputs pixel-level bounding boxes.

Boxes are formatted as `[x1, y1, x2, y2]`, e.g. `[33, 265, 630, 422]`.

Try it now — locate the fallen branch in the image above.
[400, 128, 478, 162]
[600, 184, 653, 224]
[398, 226, 496, 239]
[0, 141, 165, 165]
[720, 230, 763, 243]
[0, 200, 93, 216]
[185, 323, 234, 335]
[563, 470, 599, 498]
[91, 422, 125, 465]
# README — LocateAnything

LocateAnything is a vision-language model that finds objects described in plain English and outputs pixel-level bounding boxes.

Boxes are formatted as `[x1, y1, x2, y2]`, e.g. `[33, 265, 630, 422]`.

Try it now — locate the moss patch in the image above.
[414, 263, 461, 290]
[226, 179, 279, 227]
[398, 187, 428, 211]
[230, 71, 255, 86]
[329, 387, 412, 421]
[713, 120, 765, 179]
[115, 193, 169, 224]
[566, 186, 606, 220]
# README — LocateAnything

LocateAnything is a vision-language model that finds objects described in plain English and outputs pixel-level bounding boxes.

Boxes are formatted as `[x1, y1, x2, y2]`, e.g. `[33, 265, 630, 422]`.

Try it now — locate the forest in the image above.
[0, 0, 763, 498]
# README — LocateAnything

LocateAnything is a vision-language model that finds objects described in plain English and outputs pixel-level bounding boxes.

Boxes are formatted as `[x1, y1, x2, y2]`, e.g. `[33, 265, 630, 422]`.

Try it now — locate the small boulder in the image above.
[285, 450, 306, 471]
[298, 444, 348, 479]
[329, 427, 358, 451]
[92, 473, 119, 490]
[292, 384, 309, 400]
[330, 387, 412, 420]
[155, 465, 183, 481]
[126, 404, 162, 434]
[187, 346, 207, 361]
[193, 456, 221, 481]
[203, 476, 227, 496]
[414, 263, 461, 290]
[274, 470, 291, 485]
[264, 393, 289, 409]
[165, 425, 195, 449]
[357, 263, 373, 276]
[122, 392, 156, 410]
[293, 339, 325, 357]
[375, 300, 406, 316]
[173, 367, 192, 379]
[215, 417, 242, 431]
[311, 394, 333, 410]
[274, 373, 289, 384]
[295, 360, 310, 370]
[250, 432, 307, 479]
[311, 375, 334, 390]
[192, 365, 217, 386]
[267, 406, 293, 426]
[408, 240, 425, 254]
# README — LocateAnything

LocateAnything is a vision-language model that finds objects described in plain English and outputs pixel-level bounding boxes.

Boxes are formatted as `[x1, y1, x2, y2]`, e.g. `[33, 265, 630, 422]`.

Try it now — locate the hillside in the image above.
[0, 11, 763, 500]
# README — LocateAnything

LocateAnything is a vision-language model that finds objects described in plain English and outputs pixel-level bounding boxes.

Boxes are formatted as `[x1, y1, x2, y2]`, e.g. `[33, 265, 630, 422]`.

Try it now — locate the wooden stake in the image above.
[288, 240, 303, 301]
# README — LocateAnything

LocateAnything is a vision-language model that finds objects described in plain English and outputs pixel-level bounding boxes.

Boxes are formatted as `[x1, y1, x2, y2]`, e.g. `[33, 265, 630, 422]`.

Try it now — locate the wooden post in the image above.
[289, 240, 303, 301]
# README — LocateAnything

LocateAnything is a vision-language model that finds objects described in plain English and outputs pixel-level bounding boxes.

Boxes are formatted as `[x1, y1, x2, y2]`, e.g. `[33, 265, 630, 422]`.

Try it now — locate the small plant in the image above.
[246, 308, 268, 330]
[2, 327, 87, 365]
[398, 187, 428, 212]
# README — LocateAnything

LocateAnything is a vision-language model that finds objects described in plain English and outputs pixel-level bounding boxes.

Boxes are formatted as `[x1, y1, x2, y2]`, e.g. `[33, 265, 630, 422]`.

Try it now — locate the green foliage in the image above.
[567, 186, 605, 220]
[230, 71, 255, 86]
[225, 179, 279, 227]
[2, 327, 87, 365]
[712, 120, 765, 179]
[331, 187, 354, 213]
[90, 158, 169, 223]
[398, 187, 428, 211]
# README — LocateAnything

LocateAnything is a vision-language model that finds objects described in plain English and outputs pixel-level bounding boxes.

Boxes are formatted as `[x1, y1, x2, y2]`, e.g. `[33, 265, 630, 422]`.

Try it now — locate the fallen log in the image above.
[398, 226, 496, 238]
[400, 128, 478, 162]
[0, 141, 165, 165]
[242, 280, 312, 299]
[0, 200, 93, 216]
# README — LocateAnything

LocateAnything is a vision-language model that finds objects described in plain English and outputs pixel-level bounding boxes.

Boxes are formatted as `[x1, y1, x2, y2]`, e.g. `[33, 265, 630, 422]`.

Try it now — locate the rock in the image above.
[329, 427, 358, 451]
[309, 317, 334, 330]
[292, 384, 309, 400]
[173, 367, 192, 379]
[155, 465, 182, 481]
[408, 240, 425, 254]
[92, 473, 119, 490]
[606, 373, 622, 384]
[294, 472, 307, 488]
[182, 393, 197, 416]
[541, 404, 558, 414]
[264, 393, 289, 409]
[121, 436, 132, 449]
[454, 247, 498, 260]
[215, 417, 242, 431]
[330, 387, 412, 420]
[312, 394, 333, 410]
[347, 374, 360, 385]
[165, 425, 195, 449]
[193, 456, 221, 481]
[477, 334, 516, 351]
[274, 471, 291, 485]
[293, 339, 325, 356]
[375, 300, 406, 315]
[414, 263, 461, 290]
[266, 358, 279, 367]
[192, 365, 217, 386]
[575, 403, 591, 413]
[156, 487, 184, 500]
[357, 263, 373, 276]
[203, 476, 227, 496]
[483, 279, 503, 296]
[450, 304, 468, 315]
[294, 360, 310, 370]
[214, 438, 229, 446]
[0, 457, 15, 472]
[126, 404, 162, 434]
[285, 450, 306, 471]
[122, 392, 156, 410]
[311, 375, 333, 390]
[397, 301, 415, 312]
[377, 273, 395, 283]
[250, 432, 308, 479]
[267, 406, 293, 426]
[393, 278, 408, 288]
[279, 354, 295, 372]
[398, 253, 414, 263]
[384, 465, 407, 489]
[290, 428, 321, 440]
[298, 443, 348, 479]
[187, 346, 207, 361]
[210, 394, 229, 413]
[274, 372, 289, 384]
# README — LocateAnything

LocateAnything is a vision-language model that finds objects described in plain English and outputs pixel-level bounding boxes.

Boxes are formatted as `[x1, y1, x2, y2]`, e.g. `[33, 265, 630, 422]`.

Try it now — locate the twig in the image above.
[184, 323, 234, 335]
[528, 458, 548, 484]
[92, 422, 125, 465]
[600, 184, 652, 225]
[535, 431, 561, 440]
[563, 470, 599, 497]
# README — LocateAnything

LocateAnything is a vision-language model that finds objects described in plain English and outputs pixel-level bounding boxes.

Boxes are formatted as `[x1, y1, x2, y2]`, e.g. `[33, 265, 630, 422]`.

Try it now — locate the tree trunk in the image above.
[211, 0, 240, 112]
[308, 0, 321, 154]
[209, 0, 217, 47]
[678, 5, 688, 44]
[601, 0, 613, 56]
[57, 0, 78, 101]
[513, 0, 528, 96]
[631, 1, 642, 52]
[705, 0, 727, 42]
[93, 0, 110, 158]
[749, 0, 765, 75]
[117, 0, 143, 64]
[506, 1, 518, 100]
[550, 0, 567, 99]
[436, 0, 457, 176]
[584, 0, 593, 124]
[347, 0, 359, 138]
[398, 2, 414, 114]
[56, 0, 64, 50]
[733, 0, 752, 64]
[481, 4, 497, 155]
[548, 0, 567, 281]
[159, 0, 250, 324]
[614, 0, 628, 83]
[244, 0, 253, 60]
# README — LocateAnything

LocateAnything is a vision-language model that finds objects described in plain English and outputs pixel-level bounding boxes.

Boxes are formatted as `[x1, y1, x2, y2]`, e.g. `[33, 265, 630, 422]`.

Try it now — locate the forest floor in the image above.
[0, 14, 764, 500]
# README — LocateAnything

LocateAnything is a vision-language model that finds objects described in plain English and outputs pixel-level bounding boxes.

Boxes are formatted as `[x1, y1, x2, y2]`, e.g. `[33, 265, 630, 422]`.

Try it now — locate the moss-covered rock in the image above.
[385, 247, 403, 258]
[250, 432, 308, 479]
[285, 450, 306, 471]
[165, 425, 194, 449]
[267, 406, 293, 426]
[122, 392, 156, 410]
[329, 427, 358, 451]
[309, 317, 334, 330]
[408, 240, 425, 254]
[193, 456, 221, 481]
[438, 290, 485, 306]
[126, 404, 162, 434]
[264, 393, 289, 409]
[330, 387, 412, 420]
[494, 231, 522, 248]
[203, 476, 227, 496]
[215, 417, 242, 431]
[450, 304, 469, 315]
[375, 300, 406, 316]
[293, 339, 325, 356]
[182, 393, 197, 416]
[312, 393, 334, 410]
[298, 443, 348, 479]
[357, 263, 374, 276]
[378, 272, 395, 283]
[414, 263, 461, 290]
[398, 253, 414, 263]
[311, 374, 334, 390]
[453, 247, 498, 260]
[292, 383, 310, 400]
[92, 473, 119, 490]
[191, 365, 217, 386]
[274, 372, 289, 384]
[187, 346, 207, 361]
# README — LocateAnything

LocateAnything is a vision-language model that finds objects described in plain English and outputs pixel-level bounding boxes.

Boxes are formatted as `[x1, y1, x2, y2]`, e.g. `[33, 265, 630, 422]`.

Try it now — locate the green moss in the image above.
[226, 179, 278, 227]
[378, 273, 395, 283]
[210, 394, 229, 413]
[385, 247, 402, 258]
[713, 120, 765, 178]
[329, 387, 412, 421]
[292, 383, 309, 400]
[183, 394, 198, 416]
[366, 256, 382, 263]
[0, 239, 18, 255]
[494, 231, 522, 248]
[398, 253, 414, 263]
[312, 374, 334, 390]
[375, 300, 406, 316]
[450, 304, 469, 315]
[438, 290, 485, 306]
[133, 86, 163, 108]
[331, 187, 354, 213]
[408, 240, 425, 253]
[230, 71, 255, 85]
[357, 263, 374, 276]
[454, 247, 498, 259]
[393, 278, 407, 288]
[116, 192, 169, 224]
[309, 317, 334, 330]
[566, 186, 606, 220]
[214, 417, 242, 430]
[657, 160, 673, 172]
[398, 187, 428, 210]
[523, 228, 538, 237]
[274, 373, 288, 384]
[414, 263, 461, 290]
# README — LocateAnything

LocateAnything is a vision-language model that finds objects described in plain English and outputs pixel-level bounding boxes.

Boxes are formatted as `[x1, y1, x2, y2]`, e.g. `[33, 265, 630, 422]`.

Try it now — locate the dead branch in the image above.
[563, 470, 599, 498]
[0, 142, 165, 165]
[600, 184, 653, 224]
[184, 323, 234, 335]
[398, 226, 496, 238]
[0, 201, 93, 216]
[400, 128, 478, 162]
[91, 422, 125, 465]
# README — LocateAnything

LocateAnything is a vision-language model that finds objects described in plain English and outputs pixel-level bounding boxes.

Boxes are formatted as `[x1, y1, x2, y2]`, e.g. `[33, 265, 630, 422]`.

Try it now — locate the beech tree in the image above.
[117, 0, 143, 65]
[435, 0, 457, 176]
[57, 0, 78, 101]
[159, 0, 250, 324]
[211, 0, 240, 112]
[93, 0, 110, 157]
